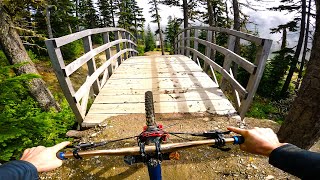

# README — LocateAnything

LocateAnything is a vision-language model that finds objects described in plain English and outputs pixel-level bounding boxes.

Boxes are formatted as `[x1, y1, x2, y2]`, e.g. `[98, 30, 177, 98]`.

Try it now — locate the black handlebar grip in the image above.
[233, 136, 245, 145]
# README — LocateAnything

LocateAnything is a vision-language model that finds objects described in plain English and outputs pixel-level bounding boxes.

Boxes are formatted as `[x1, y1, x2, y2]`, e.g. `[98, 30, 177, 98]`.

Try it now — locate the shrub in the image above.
[137, 45, 145, 56]
[61, 40, 83, 61]
[27, 50, 38, 62]
[246, 96, 284, 123]
[0, 61, 75, 162]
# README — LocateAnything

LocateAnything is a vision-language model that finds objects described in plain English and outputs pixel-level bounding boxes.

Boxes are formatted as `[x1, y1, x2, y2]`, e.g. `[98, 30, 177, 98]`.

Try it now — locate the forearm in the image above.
[0, 160, 38, 180]
[269, 144, 320, 179]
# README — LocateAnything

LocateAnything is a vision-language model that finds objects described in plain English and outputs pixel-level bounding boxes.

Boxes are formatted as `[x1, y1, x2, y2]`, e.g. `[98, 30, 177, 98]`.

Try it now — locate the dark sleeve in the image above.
[0, 160, 38, 180]
[269, 144, 320, 179]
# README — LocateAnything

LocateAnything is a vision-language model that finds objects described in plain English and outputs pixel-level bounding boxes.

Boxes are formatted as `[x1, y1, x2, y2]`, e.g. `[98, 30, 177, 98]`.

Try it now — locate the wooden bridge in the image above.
[46, 27, 272, 128]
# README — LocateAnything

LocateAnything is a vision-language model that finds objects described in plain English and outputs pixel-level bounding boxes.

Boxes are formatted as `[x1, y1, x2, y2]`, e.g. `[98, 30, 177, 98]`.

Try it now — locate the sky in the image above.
[136, 0, 306, 51]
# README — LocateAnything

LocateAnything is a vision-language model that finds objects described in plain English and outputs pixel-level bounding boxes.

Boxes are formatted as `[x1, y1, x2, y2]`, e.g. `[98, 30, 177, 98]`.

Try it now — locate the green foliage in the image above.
[0, 62, 75, 162]
[258, 48, 294, 98]
[246, 96, 283, 122]
[165, 16, 182, 54]
[237, 42, 258, 86]
[145, 25, 156, 52]
[79, 0, 99, 29]
[98, 0, 115, 27]
[60, 40, 83, 61]
[137, 45, 145, 56]
[27, 50, 38, 62]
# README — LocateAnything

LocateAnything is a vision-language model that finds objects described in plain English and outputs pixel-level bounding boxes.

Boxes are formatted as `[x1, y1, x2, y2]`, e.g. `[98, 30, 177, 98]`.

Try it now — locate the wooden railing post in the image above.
[181, 31, 185, 55]
[121, 31, 128, 61]
[186, 30, 191, 57]
[127, 33, 132, 57]
[174, 37, 178, 54]
[83, 35, 101, 95]
[239, 39, 272, 119]
[102, 32, 113, 80]
[193, 29, 199, 62]
[221, 35, 236, 91]
[178, 34, 181, 54]
[45, 40, 84, 123]
[115, 31, 122, 67]
[204, 30, 213, 71]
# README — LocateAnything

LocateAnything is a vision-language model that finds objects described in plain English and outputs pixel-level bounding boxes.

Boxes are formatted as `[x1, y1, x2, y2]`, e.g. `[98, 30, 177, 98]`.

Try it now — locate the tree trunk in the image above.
[45, 6, 53, 39]
[296, 0, 312, 90]
[279, 27, 287, 65]
[0, 4, 60, 111]
[134, 12, 138, 40]
[207, 0, 214, 26]
[232, 0, 241, 79]
[225, 0, 229, 27]
[281, 0, 306, 96]
[183, 0, 188, 28]
[154, 0, 165, 55]
[75, 0, 80, 31]
[110, 0, 116, 27]
[206, 0, 216, 62]
[277, 0, 320, 149]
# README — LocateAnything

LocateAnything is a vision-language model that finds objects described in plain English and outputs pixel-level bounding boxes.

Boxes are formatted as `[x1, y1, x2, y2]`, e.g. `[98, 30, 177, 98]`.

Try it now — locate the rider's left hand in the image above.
[20, 141, 70, 172]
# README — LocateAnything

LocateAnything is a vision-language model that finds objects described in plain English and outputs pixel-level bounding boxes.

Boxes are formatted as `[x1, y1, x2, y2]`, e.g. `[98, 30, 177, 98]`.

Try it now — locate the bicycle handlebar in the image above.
[57, 136, 244, 160]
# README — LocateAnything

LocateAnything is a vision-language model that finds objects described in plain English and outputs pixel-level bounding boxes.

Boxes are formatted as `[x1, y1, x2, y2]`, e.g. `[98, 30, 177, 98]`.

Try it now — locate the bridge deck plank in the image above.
[83, 55, 237, 127]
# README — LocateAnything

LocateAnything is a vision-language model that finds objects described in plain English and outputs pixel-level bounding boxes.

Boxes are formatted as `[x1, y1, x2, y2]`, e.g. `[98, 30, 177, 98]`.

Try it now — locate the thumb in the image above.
[227, 126, 246, 135]
[51, 141, 70, 152]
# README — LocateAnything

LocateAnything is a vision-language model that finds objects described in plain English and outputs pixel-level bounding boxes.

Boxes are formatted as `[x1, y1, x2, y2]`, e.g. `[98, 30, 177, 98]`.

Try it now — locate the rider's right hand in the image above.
[227, 127, 286, 156]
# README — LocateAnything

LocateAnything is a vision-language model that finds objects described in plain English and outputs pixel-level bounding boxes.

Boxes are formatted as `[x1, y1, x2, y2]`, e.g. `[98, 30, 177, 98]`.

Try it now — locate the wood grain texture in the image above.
[82, 55, 237, 127]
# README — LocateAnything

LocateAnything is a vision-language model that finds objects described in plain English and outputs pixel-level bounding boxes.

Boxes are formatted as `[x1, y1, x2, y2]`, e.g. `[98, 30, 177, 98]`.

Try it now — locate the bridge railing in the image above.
[46, 28, 138, 124]
[175, 26, 272, 119]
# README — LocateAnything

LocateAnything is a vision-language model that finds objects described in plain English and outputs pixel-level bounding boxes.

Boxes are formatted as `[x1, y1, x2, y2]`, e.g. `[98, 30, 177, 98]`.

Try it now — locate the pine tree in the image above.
[98, 0, 114, 27]
[117, 0, 134, 30]
[79, 0, 99, 29]
[277, 0, 320, 149]
[165, 16, 182, 53]
[270, 0, 307, 96]
[145, 24, 156, 52]
[132, 0, 145, 40]
[149, 0, 165, 55]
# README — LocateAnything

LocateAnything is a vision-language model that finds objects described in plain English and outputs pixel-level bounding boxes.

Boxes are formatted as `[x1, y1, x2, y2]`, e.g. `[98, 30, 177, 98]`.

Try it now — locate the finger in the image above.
[227, 126, 246, 135]
[32, 146, 46, 154]
[51, 141, 71, 152]
[28, 147, 37, 155]
[21, 148, 31, 159]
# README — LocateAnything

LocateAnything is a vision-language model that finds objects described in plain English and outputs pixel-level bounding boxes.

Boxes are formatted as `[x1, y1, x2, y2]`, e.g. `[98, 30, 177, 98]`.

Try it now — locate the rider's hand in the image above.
[227, 127, 286, 156]
[20, 141, 70, 172]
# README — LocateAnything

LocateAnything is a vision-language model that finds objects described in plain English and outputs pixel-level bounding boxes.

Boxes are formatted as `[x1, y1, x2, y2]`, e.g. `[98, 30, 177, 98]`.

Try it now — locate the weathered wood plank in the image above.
[180, 26, 264, 45]
[239, 39, 273, 118]
[88, 100, 236, 114]
[64, 39, 135, 77]
[45, 40, 84, 123]
[102, 78, 217, 90]
[83, 35, 100, 95]
[52, 27, 135, 47]
[178, 37, 256, 74]
[110, 71, 209, 79]
[121, 31, 128, 60]
[115, 31, 122, 66]
[73, 48, 137, 102]
[186, 30, 191, 57]
[181, 47, 248, 98]
[94, 91, 226, 104]
[193, 29, 199, 62]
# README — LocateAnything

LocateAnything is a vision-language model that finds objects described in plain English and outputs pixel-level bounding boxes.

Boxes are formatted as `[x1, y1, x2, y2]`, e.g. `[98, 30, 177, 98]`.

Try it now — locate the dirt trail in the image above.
[40, 116, 303, 180]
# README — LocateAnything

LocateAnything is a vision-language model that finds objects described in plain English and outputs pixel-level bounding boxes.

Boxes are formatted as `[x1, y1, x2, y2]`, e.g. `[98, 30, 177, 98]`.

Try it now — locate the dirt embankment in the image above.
[40, 115, 315, 180]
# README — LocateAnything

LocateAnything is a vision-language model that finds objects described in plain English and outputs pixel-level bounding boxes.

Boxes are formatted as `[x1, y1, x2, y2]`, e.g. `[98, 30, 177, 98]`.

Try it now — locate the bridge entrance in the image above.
[45, 27, 272, 128]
